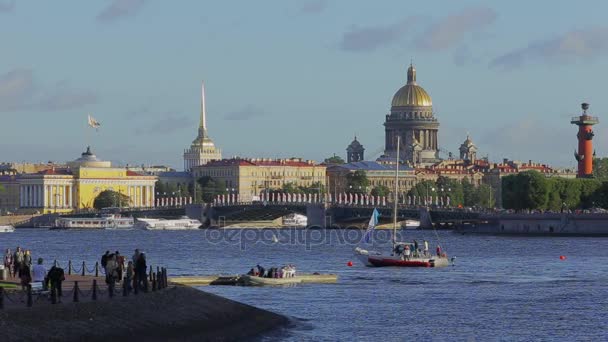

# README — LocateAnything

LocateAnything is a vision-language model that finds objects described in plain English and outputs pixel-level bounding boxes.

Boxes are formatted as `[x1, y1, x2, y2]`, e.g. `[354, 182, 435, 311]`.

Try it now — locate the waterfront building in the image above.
[384, 64, 440, 166]
[183, 82, 222, 171]
[6, 147, 157, 213]
[326, 161, 417, 196]
[191, 158, 326, 202]
[346, 136, 365, 163]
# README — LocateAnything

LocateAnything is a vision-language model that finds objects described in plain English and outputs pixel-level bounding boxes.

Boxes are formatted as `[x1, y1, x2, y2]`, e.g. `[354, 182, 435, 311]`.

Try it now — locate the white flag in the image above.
[88, 115, 101, 129]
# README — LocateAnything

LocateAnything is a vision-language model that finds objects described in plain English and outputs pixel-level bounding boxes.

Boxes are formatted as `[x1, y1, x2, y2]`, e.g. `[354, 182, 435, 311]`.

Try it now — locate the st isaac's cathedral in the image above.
[384, 63, 440, 166]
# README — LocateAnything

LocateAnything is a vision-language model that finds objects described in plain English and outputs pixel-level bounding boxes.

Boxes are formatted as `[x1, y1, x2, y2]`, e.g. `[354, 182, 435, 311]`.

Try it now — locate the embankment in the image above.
[0, 286, 289, 341]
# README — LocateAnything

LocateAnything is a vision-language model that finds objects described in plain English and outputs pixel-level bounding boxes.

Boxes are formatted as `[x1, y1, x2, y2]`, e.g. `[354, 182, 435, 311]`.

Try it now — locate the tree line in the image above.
[502, 170, 608, 210]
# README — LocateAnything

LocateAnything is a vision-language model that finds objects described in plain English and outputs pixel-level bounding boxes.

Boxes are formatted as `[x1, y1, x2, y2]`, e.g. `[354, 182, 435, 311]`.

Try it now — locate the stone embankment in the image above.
[0, 285, 289, 341]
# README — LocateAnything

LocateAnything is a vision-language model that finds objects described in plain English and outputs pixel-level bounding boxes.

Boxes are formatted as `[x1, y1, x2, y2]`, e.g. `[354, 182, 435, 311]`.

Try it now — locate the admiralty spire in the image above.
[183, 81, 222, 171]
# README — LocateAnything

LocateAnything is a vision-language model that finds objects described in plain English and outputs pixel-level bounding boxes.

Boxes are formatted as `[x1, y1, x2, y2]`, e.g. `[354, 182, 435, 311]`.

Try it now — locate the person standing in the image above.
[126, 261, 134, 293]
[4, 248, 13, 277]
[13, 247, 24, 277]
[19, 263, 32, 290]
[404, 245, 411, 261]
[24, 250, 32, 269]
[47, 265, 65, 299]
[423, 240, 429, 256]
[115, 251, 125, 282]
[413, 240, 419, 257]
[105, 254, 118, 294]
[101, 250, 110, 273]
[436, 245, 442, 257]
[135, 252, 147, 291]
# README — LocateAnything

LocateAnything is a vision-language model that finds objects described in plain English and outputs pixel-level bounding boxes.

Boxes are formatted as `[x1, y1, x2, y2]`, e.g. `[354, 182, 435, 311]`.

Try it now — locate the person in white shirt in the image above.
[32, 258, 47, 283]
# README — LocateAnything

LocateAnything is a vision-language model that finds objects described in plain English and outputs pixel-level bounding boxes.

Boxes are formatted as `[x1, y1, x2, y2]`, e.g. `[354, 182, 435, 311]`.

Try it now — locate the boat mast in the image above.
[393, 136, 400, 249]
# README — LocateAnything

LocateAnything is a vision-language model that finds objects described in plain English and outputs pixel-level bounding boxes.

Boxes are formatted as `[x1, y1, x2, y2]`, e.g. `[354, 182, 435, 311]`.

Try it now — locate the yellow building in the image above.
[14, 147, 157, 213]
[191, 158, 326, 202]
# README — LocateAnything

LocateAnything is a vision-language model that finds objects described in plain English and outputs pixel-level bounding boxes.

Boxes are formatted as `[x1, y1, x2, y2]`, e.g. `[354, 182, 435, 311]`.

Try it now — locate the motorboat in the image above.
[0, 225, 15, 233]
[53, 214, 134, 229]
[135, 217, 202, 230]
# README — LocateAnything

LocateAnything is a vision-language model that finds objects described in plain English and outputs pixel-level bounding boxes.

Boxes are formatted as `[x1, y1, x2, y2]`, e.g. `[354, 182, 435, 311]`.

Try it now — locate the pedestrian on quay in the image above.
[115, 251, 125, 281]
[24, 250, 32, 268]
[126, 261, 134, 293]
[105, 253, 119, 294]
[46, 264, 65, 299]
[19, 263, 32, 290]
[4, 248, 13, 277]
[13, 247, 24, 276]
[135, 252, 147, 292]
[32, 258, 47, 289]
[423, 240, 429, 257]
[132, 249, 140, 264]
[101, 250, 110, 273]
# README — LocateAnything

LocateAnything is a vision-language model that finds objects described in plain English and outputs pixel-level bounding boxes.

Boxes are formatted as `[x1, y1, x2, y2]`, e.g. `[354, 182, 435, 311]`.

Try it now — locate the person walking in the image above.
[135, 252, 147, 292]
[126, 261, 134, 293]
[24, 250, 32, 269]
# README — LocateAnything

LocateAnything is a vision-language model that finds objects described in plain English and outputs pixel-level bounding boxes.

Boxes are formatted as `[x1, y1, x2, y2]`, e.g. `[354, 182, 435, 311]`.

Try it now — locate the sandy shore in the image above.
[0, 286, 289, 341]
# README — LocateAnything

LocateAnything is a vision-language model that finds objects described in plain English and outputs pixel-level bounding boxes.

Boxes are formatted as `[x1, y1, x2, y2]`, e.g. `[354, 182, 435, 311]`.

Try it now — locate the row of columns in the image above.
[417, 129, 437, 150]
[19, 184, 72, 208]
[128, 185, 155, 208]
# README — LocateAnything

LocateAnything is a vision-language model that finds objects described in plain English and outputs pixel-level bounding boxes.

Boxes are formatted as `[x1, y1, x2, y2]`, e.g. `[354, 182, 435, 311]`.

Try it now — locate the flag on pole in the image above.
[363, 208, 380, 243]
[88, 115, 101, 129]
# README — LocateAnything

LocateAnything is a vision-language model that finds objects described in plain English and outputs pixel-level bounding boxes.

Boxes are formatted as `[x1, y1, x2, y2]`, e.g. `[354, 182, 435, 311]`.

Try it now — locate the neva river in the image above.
[4, 228, 608, 341]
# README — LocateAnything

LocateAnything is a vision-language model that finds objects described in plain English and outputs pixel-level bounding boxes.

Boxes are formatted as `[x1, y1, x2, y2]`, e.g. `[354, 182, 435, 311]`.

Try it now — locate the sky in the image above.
[2, 0, 608, 170]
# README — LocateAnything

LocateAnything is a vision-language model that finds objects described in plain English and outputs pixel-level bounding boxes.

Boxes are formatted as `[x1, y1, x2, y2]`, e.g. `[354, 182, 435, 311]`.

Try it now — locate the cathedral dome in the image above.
[391, 64, 432, 107]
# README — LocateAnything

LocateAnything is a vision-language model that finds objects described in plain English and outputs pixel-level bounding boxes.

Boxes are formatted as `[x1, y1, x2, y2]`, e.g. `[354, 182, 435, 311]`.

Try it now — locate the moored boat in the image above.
[0, 225, 15, 233]
[135, 217, 202, 230]
[53, 214, 134, 230]
[241, 275, 303, 286]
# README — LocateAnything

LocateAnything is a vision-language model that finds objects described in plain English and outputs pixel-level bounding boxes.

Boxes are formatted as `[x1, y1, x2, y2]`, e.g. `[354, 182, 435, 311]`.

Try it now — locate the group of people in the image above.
[247, 264, 296, 278]
[3, 247, 65, 292]
[394, 240, 445, 260]
[100, 248, 148, 293]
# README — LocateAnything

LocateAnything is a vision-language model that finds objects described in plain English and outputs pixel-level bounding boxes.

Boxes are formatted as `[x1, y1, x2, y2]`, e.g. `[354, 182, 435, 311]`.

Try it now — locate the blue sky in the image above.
[2, 0, 608, 169]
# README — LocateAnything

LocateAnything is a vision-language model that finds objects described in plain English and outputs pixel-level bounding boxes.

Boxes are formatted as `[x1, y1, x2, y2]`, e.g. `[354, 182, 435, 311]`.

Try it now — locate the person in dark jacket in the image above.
[101, 250, 110, 273]
[46, 265, 65, 298]
[135, 252, 147, 291]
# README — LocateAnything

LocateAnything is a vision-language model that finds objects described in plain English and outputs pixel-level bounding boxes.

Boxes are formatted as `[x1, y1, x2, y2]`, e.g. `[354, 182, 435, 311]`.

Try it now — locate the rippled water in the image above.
[3, 228, 608, 341]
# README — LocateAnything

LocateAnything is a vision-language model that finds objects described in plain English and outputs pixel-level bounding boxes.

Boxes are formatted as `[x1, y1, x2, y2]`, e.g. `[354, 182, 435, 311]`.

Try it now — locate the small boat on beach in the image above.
[0, 225, 15, 233]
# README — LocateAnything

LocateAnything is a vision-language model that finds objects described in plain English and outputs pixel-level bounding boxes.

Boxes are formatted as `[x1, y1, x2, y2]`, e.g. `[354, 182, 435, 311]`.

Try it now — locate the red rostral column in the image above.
[571, 103, 599, 178]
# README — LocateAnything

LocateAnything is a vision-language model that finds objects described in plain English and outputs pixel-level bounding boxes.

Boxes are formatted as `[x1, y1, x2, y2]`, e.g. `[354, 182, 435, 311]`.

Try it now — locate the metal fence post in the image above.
[0, 287, 4, 309]
[68, 260, 72, 275]
[92, 279, 97, 300]
[95, 262, 99, 277]
[73, 281, 79, 302]
[81, 261, 86, 276]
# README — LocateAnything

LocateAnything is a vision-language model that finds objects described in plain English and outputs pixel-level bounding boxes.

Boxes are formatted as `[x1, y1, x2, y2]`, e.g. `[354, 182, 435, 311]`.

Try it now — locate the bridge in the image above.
[15, 202, 482, 229]
[197, 202, 482, 229]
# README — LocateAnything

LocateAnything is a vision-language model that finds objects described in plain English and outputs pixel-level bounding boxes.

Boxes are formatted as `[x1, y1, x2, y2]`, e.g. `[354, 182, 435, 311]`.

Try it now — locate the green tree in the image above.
[346, 170, 369, 193]
[407, 180, 437, 204]
[593, 157, 608, 180]
[502, 171, 549, 210]
[370, 185, 390, 197]
[436, 177, 464, 207]
[282, 182, 303, 194]
[93, 190, 131, 210]
[477, 183, 495, 208]
[324, 155, 345, 165]
[197, 176, 227, 203]
[299, 181, 326, 194]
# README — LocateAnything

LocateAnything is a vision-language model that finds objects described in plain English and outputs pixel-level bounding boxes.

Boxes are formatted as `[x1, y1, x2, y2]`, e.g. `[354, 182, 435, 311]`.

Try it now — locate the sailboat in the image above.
[354, 136, 451, 268]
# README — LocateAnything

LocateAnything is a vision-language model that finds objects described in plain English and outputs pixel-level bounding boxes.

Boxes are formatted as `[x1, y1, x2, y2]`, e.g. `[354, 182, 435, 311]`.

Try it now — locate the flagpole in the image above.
[393, 136, 400, 250]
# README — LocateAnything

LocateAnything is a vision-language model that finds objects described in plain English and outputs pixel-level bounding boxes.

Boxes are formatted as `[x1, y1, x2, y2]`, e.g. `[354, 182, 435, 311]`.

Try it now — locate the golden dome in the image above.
[391, 64, 432, 107]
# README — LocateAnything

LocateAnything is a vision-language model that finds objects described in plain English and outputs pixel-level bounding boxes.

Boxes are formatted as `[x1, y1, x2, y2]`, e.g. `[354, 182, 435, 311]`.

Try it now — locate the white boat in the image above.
[282, 213, 307, 227]
[402, 219, 420, 229]
[135, 217, 201, 230]
[53, 214, 134, 230]
[0, 225, 15, 233]
[354, 136, 452, 268]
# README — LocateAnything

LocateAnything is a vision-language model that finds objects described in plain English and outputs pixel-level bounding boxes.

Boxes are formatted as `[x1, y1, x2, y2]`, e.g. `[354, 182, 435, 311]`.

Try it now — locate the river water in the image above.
[3, 228, 607, 341]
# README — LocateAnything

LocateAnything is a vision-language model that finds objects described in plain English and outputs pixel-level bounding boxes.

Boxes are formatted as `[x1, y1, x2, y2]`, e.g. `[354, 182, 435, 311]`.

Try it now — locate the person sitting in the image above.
[32, 258, 47, 290]
[403, 245, 411, 261]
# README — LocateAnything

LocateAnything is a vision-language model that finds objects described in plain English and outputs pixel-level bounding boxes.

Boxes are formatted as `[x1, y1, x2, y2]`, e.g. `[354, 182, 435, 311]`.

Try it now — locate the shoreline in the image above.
[0, 285, 289, 341]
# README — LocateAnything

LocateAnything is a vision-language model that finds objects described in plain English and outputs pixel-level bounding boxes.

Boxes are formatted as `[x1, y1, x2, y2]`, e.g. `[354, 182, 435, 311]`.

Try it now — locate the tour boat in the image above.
[0, 225, 15, 233]
[53, 214, 134, 230]
[402, 219, 420, 229]
[354, 136, 451, 268]
[135, 217, 202, 230]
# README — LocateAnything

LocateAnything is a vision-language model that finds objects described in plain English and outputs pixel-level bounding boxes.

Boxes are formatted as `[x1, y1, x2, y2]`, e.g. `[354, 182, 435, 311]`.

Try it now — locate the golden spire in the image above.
[407, 62, 416, 84]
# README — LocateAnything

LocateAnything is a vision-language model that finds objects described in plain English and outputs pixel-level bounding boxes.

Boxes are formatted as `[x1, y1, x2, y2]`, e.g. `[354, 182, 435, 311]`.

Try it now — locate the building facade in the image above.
[191, 158, 326, 202]
[3, 147, 157, 214]
[183, 82, 222, 171]
[384, 64, 440, 166]
[326, 161, 418, 197]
